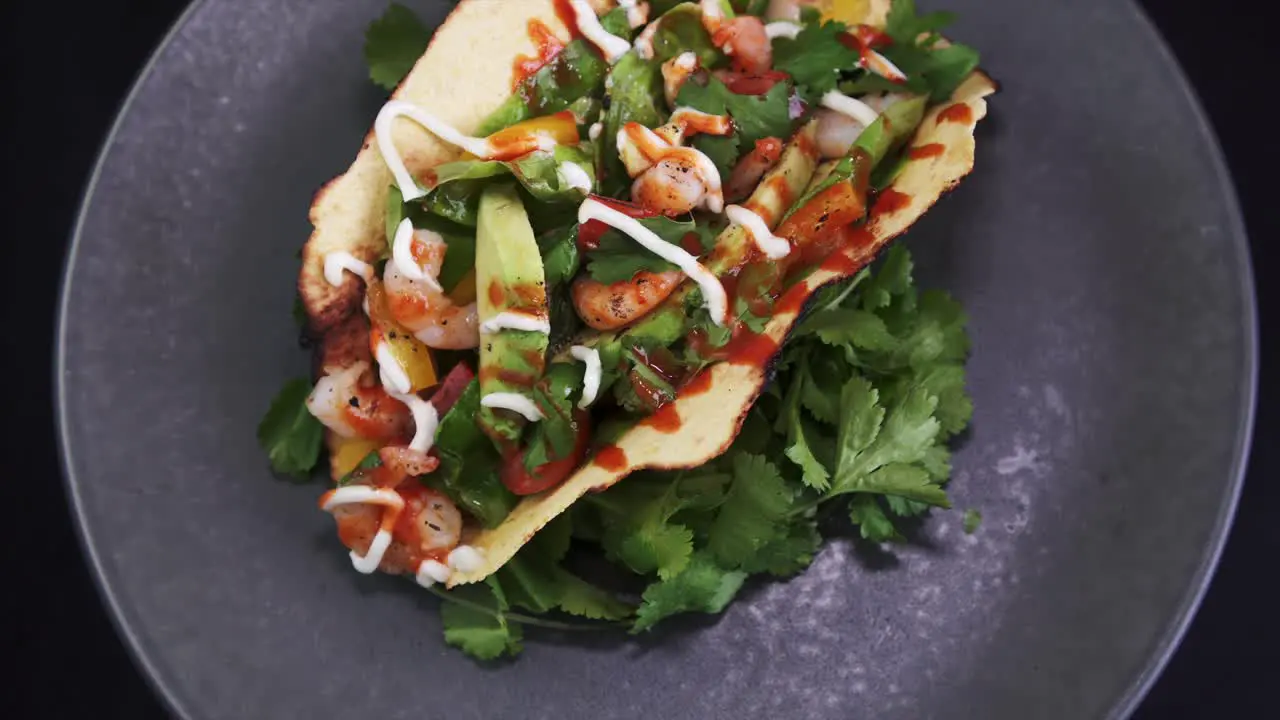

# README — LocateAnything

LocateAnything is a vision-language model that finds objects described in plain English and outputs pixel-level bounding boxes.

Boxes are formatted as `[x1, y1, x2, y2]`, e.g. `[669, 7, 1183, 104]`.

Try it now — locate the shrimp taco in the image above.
[260, 0, 995, 654]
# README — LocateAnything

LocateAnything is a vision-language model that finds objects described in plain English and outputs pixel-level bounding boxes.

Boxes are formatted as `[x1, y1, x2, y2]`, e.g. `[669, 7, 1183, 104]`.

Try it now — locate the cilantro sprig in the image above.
[364, 3, 432, 91]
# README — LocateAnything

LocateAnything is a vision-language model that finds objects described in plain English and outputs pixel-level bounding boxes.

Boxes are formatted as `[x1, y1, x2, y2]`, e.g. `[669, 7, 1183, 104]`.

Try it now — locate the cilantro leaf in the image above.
[431, 380, 517, 528]
[795, 308, 897, 351]
[799, 360, 844, 424]
[364, 3, 431, 91]
[497, 515, 635, 620]
[860, 245, 914, 310]
[440, 580, 524, 660]
[676, 77, 793, 175]
[772, 20, 860, 103]
[631, 552, 746, 632]
[537, 224, 581, 289]
[785, 414, 832, 492]
[881, 0, 980, 102]
[848, 496, 900, 542]
[707, 454, 794, 568]
[599, 478, 695, 580]
[963, 509, 983, 534]
[585, 214, 699, 283]
[257, 378, 324, 479]
[738, 518, 821, 576]
[556, 572, 635, 620]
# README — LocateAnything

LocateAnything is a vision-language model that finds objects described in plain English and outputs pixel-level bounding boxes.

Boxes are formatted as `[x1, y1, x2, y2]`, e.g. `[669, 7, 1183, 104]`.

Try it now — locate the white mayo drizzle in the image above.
[480, 311, 552, 335]
[569, 0, 631, 63]
[375, 342, 413, 395]
[415, 559, 452, 587]
[764, 21, 802, 39]
[393, 390, 440, 454]
[569, 345, 602, 409]
[447, 545, 486, 574]
[391, 219, 443, 291]
[481, 392, 546, 421]
[557, 161, 593, 194]
[617, 0, 649, 28]
[323, 252, 374, 287]
[821, 90, 881, 128]
[375, 100, 500, 201]
[320, 487, 405, 574]
[588, 122, 604, 140]
[577, 198, 727, 324]
[633, 19, 660, 59]
[865, 49, 907, 82]
[726, 204, 791, 259]
[700, 0, 725, 28]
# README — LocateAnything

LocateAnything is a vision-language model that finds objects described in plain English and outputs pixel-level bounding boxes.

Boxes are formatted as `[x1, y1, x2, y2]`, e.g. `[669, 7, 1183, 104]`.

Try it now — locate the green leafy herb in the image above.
[881, 0, 980, 101]
[584, 214, 701, 283]
[523, 363, 586, 471]
[478, 39, 612, 134]
[707, 455, 795, 568]
[675, 77, 792, 176]
[632, 551, 746, 632]
[363, 3, 432, 91]
[432, 380, 518, 527]
[440, 579, 525, 660]
[257, 378, 324, 479]
[963, 508, 982, 534]
[650, 3, 724, 67]
[772, 20, 860, 103]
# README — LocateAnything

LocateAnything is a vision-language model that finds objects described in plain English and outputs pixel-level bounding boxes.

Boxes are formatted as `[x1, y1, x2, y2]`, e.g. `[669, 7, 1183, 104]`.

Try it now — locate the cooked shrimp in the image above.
[377, 446, 440, 482]
[632, 155, 715, 216]
[662, 52, 699, 108]
[814, 94, 909, 159]
[306, 361, 413, 442]
[399, 484, 463, 555]
[712, 16, 773, 74]
[383, 230, 479, 349]
[726, 137, 784, 202]
[328, 481, 460, 575]
[571, 270, 684, 330]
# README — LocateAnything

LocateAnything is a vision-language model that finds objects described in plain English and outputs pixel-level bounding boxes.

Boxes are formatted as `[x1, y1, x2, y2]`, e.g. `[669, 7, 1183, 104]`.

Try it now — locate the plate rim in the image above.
[52, 1, 1258, 718]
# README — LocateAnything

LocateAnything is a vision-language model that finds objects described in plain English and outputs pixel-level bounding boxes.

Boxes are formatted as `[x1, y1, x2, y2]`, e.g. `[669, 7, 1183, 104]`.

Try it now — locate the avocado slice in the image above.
[475, 183, 550, 445]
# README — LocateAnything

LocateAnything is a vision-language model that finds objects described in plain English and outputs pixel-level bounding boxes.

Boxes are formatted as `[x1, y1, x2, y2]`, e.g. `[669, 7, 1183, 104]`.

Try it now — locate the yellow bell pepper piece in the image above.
[331, 437, 381, 478]
[810, 0, 870, 24]
[461, 112, 581, 160]
[366, 279, 439, 392]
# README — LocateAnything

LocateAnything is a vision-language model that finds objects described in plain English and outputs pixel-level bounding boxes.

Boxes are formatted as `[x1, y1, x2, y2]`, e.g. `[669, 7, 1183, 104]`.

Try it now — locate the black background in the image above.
[2, 1, 1274, 717]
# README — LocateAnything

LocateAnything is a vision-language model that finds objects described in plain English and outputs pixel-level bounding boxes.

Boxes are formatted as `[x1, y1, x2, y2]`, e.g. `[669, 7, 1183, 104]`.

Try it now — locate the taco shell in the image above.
[294, 0, 995, 586]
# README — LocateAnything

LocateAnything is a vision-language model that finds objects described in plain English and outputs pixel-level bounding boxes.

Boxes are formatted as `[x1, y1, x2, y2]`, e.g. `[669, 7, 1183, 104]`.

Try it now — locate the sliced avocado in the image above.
[475, 183, 550, 444]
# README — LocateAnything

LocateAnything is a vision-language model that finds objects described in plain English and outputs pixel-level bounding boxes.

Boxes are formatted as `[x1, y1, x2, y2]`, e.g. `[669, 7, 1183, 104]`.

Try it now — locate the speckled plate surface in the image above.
[56, 1, 1255, 718]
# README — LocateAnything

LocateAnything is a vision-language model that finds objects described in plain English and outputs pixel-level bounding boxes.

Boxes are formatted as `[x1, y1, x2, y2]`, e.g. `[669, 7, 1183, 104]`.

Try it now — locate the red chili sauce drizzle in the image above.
[872, 188, 912, 217]
[552, 0, 582, 38]
[512, 20, 566, 89]
[908, 143, 945, 160]
[937, 103, 973, 125]
[594, 444, 628, 471]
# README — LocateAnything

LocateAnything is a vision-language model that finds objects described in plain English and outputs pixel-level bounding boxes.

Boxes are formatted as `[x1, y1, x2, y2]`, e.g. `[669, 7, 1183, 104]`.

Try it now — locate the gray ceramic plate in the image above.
[57, 0, 1256, 718]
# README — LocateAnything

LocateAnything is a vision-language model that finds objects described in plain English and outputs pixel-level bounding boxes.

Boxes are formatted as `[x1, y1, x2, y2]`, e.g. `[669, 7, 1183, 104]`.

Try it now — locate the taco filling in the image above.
[259, 0, 995, 657]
